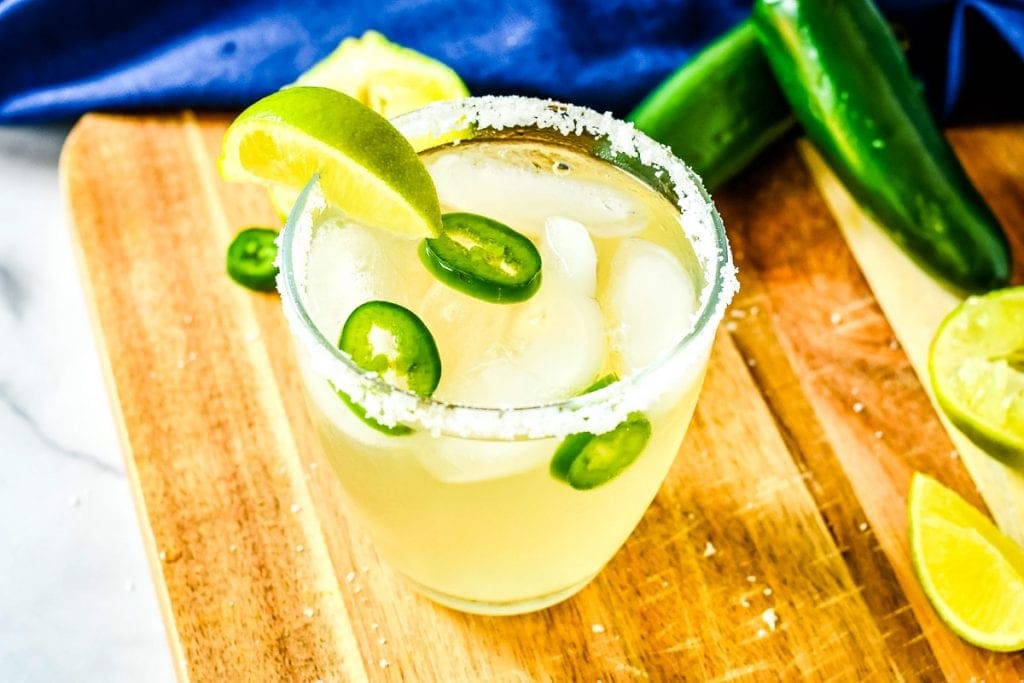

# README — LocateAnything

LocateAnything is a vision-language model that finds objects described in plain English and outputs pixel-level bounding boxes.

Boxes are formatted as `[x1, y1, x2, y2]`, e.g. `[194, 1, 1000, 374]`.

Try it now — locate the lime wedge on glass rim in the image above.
[263, 31, 470, 218]
[219, 86, 441, 239]
[929, 287, 1024, 466]
[909, 472, 1024, 652]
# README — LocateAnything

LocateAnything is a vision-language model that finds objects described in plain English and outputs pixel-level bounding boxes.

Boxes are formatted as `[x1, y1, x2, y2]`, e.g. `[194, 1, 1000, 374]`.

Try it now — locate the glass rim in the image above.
[278, 95, 738, 440]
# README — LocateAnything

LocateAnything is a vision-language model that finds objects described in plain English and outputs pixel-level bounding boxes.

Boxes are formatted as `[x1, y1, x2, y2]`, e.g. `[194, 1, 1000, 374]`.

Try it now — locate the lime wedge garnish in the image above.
[219, 86, 441, 238]
[929, 287, 1024, 466]
[261, 32, 469, 219]
[267, 185, 300, 222]
[295, 30, 469, 120]
[909, 472, 1024, 652]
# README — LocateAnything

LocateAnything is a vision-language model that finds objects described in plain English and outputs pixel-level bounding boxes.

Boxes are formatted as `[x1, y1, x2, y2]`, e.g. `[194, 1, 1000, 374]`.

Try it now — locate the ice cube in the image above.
[414, 436, 555, 483]
[302, 216, 426, 342]
[416, 282, 504, 386]
[541, 217, 597, 298]
[601, 238, 698, 373]
[426, 151, 647, 238]
[427, 284, 606, 408]
[444, 294, 605, 407]
[422, 214, 605, 408]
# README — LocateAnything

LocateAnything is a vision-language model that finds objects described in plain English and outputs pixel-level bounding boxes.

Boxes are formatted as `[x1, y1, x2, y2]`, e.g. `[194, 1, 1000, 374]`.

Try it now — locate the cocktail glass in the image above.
[278, 96, 737, 615]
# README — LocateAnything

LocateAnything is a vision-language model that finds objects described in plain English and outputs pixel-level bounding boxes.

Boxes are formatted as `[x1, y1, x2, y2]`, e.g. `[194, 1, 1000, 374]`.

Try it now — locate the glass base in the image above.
[407, 573, 598, 616]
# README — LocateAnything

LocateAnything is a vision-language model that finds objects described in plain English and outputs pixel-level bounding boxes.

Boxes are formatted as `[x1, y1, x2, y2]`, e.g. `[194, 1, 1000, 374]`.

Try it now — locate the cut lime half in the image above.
[295, 30, 469, 120]
[219, 86, 441, 238]
[909, 472, 1024, 652]
[929, 286, 1024, 466]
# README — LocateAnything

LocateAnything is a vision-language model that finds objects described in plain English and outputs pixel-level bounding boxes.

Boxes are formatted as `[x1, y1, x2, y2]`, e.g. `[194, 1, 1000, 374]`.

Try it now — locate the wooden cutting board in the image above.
[62, 112, 1024, 681]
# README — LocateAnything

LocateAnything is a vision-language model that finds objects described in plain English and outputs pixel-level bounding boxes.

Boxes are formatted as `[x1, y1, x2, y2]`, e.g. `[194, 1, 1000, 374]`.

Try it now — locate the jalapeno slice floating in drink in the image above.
[335, 392, 414, 436]
[550, 414, 652, 490]
[226, 227, 279, 292]
[550, 374, 653, 490]
[420, 212, 542, 303]
[334, 300, 441, 435]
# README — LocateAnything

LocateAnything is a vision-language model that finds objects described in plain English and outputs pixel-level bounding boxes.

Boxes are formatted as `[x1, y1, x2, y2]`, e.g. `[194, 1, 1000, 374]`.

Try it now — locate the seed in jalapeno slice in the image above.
[226, 227, 279, 292]
[420, 212, 542, 303]
[550, 374, 652, 490]
[334, 300, 441, 435]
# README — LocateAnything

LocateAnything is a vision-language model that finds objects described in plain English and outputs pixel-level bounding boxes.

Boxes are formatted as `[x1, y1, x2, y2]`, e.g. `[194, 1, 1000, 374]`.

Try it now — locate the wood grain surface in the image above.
[62, 112, 1024, 681]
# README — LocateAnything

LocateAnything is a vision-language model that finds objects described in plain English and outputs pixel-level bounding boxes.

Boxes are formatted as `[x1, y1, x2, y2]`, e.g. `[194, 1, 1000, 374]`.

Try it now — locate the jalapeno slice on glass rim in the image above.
[334, 300, 441, 435]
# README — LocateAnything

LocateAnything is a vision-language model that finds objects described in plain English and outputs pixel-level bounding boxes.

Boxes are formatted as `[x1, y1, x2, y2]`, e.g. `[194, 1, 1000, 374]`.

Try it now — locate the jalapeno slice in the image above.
[580, 374, 618, 394]
[550, 374, 652, 490]
[334, 301, 441, 436]
[226, 227, 279, 292]
[420, 212, 542, 303]
[335, 391, 414, 436]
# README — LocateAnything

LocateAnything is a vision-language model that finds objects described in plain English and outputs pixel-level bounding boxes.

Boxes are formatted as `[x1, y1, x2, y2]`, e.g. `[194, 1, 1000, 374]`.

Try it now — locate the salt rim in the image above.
[277, 96, 739, 440]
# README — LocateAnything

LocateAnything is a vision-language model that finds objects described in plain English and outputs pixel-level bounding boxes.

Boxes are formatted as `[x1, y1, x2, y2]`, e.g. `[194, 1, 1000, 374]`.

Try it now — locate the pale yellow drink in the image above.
[279, 97, 737, 614]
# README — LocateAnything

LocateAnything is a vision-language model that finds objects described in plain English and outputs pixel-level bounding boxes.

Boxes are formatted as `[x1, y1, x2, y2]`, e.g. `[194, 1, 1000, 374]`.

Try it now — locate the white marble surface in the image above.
[0, 125, 175, 682]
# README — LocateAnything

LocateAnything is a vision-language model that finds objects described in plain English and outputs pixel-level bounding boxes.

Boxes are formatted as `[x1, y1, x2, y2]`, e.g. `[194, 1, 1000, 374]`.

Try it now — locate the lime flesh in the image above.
[929, 287, 1024, 466]
[909, 473, 1024, 651]
[265, 31, 469, 217]
[295, 30, 469, 120]
[219, 86, 441, 238]
[268, 185, 299, 221]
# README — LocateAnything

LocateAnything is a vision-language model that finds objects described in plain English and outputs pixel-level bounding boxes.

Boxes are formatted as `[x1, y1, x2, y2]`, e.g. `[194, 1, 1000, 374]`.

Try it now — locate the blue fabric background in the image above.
[1, 0, 1021, 123]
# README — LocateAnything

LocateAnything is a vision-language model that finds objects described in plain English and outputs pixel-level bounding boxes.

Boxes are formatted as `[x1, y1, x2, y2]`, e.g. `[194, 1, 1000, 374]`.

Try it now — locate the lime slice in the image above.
[909, 472, 1024, 651]
[929, 287, 1024, 466]
[219, 86, 441, 238]
[295, 31, 469, 120]
[262, 32, 469, 218]
[268, 185, 300, 222]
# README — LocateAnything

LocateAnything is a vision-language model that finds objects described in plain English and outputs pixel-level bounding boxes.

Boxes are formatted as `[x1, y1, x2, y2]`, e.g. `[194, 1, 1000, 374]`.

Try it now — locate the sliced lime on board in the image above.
[219, 86, 441, 238]
[909, 473, 1024, 652]
[929, 287, 1024, 466]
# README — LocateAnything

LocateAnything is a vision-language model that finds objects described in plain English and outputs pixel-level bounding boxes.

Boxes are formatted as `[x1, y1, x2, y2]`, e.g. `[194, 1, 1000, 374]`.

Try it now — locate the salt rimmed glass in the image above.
[278, 96, 737, 615]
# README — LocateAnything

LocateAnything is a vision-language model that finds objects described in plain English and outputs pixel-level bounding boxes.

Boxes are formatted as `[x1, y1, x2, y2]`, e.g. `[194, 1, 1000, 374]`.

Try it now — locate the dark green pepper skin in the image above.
[753, 0, 1011, 293]
[628, 20, 795, 190]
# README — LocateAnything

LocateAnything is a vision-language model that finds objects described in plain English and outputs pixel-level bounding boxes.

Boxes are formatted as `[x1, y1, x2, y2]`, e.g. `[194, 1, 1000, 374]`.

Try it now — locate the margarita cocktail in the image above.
[277, 96, 736, 614]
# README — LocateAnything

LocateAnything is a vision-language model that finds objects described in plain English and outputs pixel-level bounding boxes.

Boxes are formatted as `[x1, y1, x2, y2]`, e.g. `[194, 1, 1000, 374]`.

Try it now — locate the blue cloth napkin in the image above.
[1, 0, 1021, 123]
